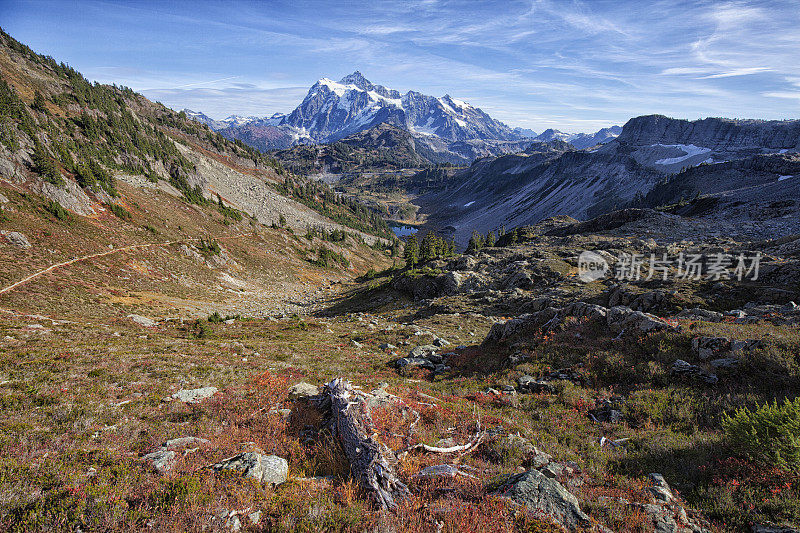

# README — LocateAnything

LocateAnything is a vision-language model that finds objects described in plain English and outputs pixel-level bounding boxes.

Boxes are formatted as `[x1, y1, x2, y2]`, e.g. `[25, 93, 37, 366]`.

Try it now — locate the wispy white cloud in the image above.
[699, 67, 772, 79]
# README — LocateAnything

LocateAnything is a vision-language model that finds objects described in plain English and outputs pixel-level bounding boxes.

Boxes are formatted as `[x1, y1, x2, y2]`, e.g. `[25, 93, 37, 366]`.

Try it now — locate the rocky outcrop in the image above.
[484, 303, 676, 345]
[288, 382, 320, 400]
[671, 360, 718, 385]
[395, 344, 450, 375]
[35, 179, 95, 216]
[635, 473, 709, 533]
[171, 386, 219, 404]
[143, 436, 211, 474]
[128, 314, 158, 328]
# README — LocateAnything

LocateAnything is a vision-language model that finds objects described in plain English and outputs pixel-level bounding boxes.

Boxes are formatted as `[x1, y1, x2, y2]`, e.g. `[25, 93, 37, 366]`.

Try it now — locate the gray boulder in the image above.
[408, 344, 439, 358]
[172, 386, 218, 403]
[432, 336, 450, 347]
[692, 336, 730, 360]
[164, 436, 210, 449]
[496, 469, 592, 530]
[396, 357, 429, 368]
[1, 230, 31, 249]
[212, 451, 288, 486]
[675, 308, 724, 323]
[143, 449, 176, 474]
[517, 375, 553, 393]
[441, 270, 493, 295]
[607, 306, 676, 334]
[671, 360, 718, 384]
[625, 472, 710, 532]
[648, 473, 674, 503]
[128, 314, 158, 328]
[288, 382, 319, 400]
[144, 436, 210, 474]
[731, 339, 765, 352]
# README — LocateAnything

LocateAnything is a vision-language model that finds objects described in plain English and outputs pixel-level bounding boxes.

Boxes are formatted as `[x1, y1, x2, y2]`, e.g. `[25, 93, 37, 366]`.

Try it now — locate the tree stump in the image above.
[319, 378, 410, 510]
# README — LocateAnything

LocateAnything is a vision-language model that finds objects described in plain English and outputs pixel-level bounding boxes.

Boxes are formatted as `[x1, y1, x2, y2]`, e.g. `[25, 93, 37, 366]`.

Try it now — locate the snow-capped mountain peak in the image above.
[187, 71, 528, 159]
[281, 71, 519, 144]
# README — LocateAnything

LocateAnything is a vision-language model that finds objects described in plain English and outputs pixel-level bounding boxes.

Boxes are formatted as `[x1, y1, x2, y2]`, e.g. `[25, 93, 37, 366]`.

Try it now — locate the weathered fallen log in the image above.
[317, 378, 410, 510]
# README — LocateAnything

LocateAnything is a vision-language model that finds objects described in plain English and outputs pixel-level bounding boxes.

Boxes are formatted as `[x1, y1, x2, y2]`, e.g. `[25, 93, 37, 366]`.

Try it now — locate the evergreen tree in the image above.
[32, 140, 62, 185]
[485, 231, 496, 248]
[32, 90, 48, 114]
[508, 228, 519, 245]
[404, 235, 419, 267]
[466, 230, 484, 254]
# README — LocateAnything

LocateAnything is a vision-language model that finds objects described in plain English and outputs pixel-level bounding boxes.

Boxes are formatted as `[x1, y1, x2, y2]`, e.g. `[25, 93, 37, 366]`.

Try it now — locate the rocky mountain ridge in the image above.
[416, 115, 800, 246]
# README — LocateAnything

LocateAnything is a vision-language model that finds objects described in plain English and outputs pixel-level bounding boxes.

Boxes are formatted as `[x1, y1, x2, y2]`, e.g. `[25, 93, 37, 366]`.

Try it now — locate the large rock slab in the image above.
[143, 449, 176, 474]
[606, 306, 676, 334]
[128, 314, 158, 328]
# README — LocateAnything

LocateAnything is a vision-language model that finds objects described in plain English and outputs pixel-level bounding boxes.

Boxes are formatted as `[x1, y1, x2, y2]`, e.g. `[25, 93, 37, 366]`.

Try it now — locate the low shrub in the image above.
[106, 203, 131, 220]
[723, 396, 800, 471]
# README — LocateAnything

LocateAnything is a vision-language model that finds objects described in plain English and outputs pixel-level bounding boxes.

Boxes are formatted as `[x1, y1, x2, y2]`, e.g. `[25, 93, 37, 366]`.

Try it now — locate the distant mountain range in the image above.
[531, 126, 622, 149]
[181, 109, 261, 131]
[183, 72, 620, 162]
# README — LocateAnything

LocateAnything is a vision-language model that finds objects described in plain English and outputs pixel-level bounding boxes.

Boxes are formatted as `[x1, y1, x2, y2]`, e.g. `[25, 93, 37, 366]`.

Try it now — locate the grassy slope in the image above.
[0, 178, 393, 320]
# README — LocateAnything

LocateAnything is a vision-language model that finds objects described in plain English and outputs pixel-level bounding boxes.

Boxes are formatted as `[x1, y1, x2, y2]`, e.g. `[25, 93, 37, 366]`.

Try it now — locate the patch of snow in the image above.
[464, 201, 476, 207]
[653, 144, 712, 165]
[780, 149, 788, 154]
[367, 90, 402, 108]
[317, 78, 348, 97]
[316, 78, 402, 111]
[411, 117, 440, 136]
[437, 97, 459, 116]
[450, 98, 470, 109]
[778, 175, 794, 181]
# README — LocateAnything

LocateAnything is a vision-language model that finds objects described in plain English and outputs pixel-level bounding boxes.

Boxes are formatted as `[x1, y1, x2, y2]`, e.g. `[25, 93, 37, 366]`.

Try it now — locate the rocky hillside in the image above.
[416, 140, 663, 246]
[615, 115, 800, 152]
[3, 197, 799, 531]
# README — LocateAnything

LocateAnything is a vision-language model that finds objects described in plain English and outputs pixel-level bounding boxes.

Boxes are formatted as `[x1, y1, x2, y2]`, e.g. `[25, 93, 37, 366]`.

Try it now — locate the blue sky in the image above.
[3, 0, 799, 132]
